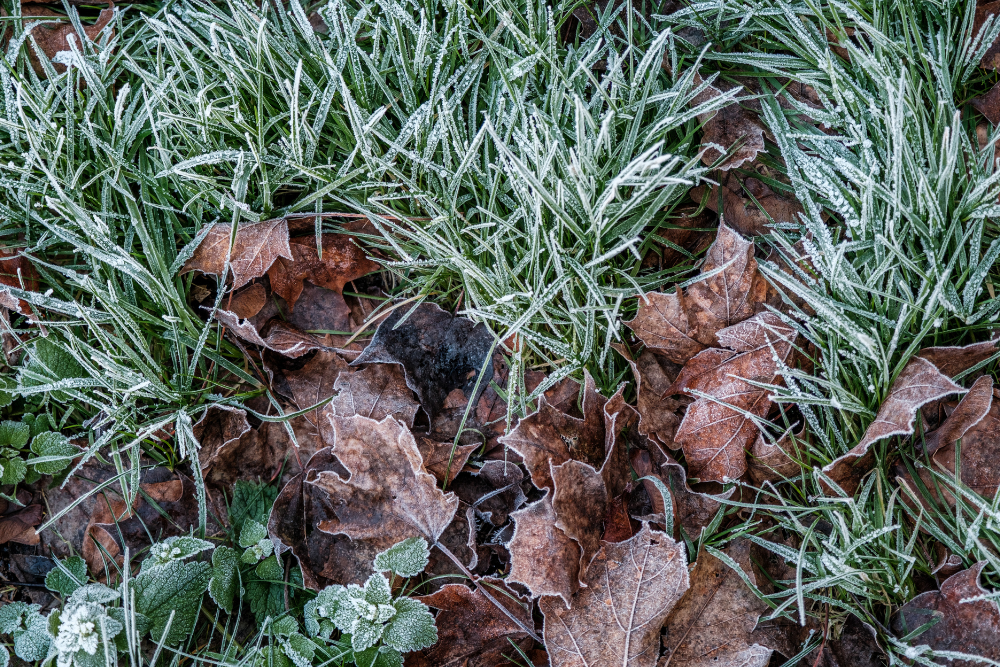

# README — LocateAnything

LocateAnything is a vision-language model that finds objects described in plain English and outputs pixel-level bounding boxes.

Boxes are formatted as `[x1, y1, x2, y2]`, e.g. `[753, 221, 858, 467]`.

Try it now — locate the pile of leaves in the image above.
[4, 0, 1000, 666]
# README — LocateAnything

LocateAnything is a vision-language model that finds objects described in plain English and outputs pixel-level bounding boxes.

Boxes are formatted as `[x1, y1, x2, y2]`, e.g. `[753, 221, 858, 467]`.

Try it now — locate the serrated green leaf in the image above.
[247, 580, 285, 626]
[12, 610, 50, 662]
[255, 554, 283, 581]
[268, 616, 299, 637]
[229, 480, 278, 536]
[108, 608, 150, 653]
[382, 597, 437, 653]
[45, 555, 88, 597]
[0, 602, 32, 634]
[209, 546, 239, 615]
[373, 538, 430, 578]
[132, 559, 212, 644]
[352, 645, 403, 667]
[350, 616, 385, 653]
[239, 519, 268, 548]
[0, 421, 29, 449]
[68, 583, 118, 605]
[142, 536, 214, 572]
[0, 643, 8, 667]
[281, 632, 315, 667]
[363, 574, 392, 606]
[29, 431, 81, 475]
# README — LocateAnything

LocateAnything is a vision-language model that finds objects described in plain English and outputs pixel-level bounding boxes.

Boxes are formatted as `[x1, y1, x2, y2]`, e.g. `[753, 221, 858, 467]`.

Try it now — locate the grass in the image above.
[1, 0, 1000, 665]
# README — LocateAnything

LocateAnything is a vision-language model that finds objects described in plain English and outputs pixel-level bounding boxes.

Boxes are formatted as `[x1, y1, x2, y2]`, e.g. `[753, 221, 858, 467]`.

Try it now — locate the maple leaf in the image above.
[622, 349, 685, 452]
[626, 222, 771, 363]
[823, 356, 964, 495]
[266, 235, 379, 312]
[690, 172, 804, 237]
[540, 524, 689, 667]
[689, 75, 764, 171]
[411, 577, 534, 667]
[661, 539, 780, 667]
[21, 4, 115, 77]
[506, 496, 581, 605]
[182, 219, 293, 290]
[309, 414, 459, 550]
[891, 562, 1000, 666]
[670, 312, 796, 483]
[916, 339, 999, 379]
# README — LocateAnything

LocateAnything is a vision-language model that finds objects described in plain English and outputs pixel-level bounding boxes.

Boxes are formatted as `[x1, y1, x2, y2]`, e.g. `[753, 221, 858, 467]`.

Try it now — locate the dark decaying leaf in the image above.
[891, 562, 1000, 667]
[324, 362, 420, 433]
[749, 428, 804, 485]
[973, 81, 1000, 126]
[917, 339, 998, 379]
[624, 349, 686, 451]
[671, 313, 796, 483]
[0, 504, 42, 546]
[690, 172, 804, 237]
[660, 539, 781, 667]
[310, 414, 459, 549]
[352, 302, 495, 420]
[540, 524, 689, 666]
[22, 3, 115, 77]
[507, 495, 582, 606]
[0, 248, 41, 316]
[626, 222, 772, 363]
[182, 219, 293, 290]
[923, 375, 994, 455]
[822, 356, 964, 495]
[689, 77, 765, 171]
[408, 578, 534, 667]
[452, 460, 526, 528]
[266, 235, 379, 313]
[805, 614, 884, 667]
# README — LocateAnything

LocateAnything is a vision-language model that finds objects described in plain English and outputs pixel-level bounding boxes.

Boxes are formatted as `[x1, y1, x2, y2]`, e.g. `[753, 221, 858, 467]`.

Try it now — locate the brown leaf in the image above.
[974, 81, 1000, 125]
[324, 362, 419, 432]
[410, 578, 534, 667]
[228, 283, 268, 319]
[626, 222, 771, 363]
[266, 235, 379, 313]
[690, 173, 804, 237]
[976, 1, 1000, 70]
[352, 302, 495, 421]
[194, 405, 252, 472]
[22, 3, 115, 77]
[540, 524, 689, 666]
[452, 460, 526, 528]
[415, 437, 477, 486]
[182, 219, 293, 290]
[823, 357, 964, 495]
[917, 339, 998, 379]
[692, 79, 765, 171]
[924, 375, 993, 454]
[310, 414, 459, 548]
[625, 350, 686, 451]
[660, 539, 779, 667]
[260, 320, 325, 358]
[282, 349, 352, 427]
[507, 496, 581, 605]
[891, 562, 1000, 666]
[749, 428, 804, 485]
[0, 504, 43, 545]
[805, 614, 884, 667]
[672, 313, 796, 483]
[0, 248, 40, 316]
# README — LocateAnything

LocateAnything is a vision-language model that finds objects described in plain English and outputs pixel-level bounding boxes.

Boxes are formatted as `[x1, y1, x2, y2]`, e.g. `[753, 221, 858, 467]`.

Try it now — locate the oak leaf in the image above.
[540, 524, 689, 667]
[266, 235, 379, 313]
[823, 356, 964, 495]
[891, 562, 1000, 667]
[671, 313, 796, 483]
[182, 219, 293, 290]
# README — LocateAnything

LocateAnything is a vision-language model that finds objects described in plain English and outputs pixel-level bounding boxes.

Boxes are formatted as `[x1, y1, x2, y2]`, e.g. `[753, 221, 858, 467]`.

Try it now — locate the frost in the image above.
[142, 535, 214, 572]
[131, 558, 212, 645]
[49, 600, 122, 667]
[0, 602, 50, 662]
[209, 546, 239, 615]
[45, 555, 88, 597]
[373, 537, 430, 578]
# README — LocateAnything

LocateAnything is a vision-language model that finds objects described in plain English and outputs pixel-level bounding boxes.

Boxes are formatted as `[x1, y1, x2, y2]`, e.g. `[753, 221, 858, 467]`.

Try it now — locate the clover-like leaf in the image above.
[28, 431, 80, 475]
[282, 632, 316, 667]
[45, 555, 88, 597]
[373, 538, 429, 578]
[132, 559, 212, 645]
[382, 597, 437, 653]
[209, 546, 240, 615]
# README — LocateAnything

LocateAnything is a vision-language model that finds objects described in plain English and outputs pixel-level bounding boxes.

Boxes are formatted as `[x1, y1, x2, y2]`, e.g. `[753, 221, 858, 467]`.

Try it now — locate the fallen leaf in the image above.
[660, 539, 780, 667]
[891, 562, 1000, 667]
[415, 437, 478, 486]
[281, 349, 352, 427]
[540, 524, 689, 666]
[691, 77, 764, 171]
[227, 283, 268, 319]
[805, 614, 884, 667]
[690, 173, 804, 237]
[507, 496, 582, 606]
[193, 405, 252, 473]
[671, 313, 796, 483]
[22, 3, 115, 77]
[917, 339, 998, 379]
[626, 222, 771, 363]
[352, 302, 495, 421]
[410, 578, 534, 666]
[323, 362, 419, 434]
[182, 219, 293, 290]
[310, 414, 459, 549]
[266, 235, 379, 313]
[630, 447, 728, 541]
[452, 460, 527, 528]
[0, 248, 40, 316]
[973, 81, 1000, 125]
[0, 504, 42, 545]
[259, 320, 325, 358]
[924, 375, 993, 454]
[749, 428, 804, 485]
[823, 356, 964, 495]
[625, 350, 686, 451]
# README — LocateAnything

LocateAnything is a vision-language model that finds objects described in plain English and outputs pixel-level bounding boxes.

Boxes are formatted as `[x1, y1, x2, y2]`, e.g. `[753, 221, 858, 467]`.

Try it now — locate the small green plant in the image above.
[0, 414, 78, 491]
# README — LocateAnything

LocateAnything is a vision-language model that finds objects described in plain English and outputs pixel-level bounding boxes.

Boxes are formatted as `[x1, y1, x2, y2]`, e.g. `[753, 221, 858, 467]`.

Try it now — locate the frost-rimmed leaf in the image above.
[373, 538, 430, 578]
[381, 597, 436, 653]
[28, 431, 80, 475]
[142, 536, 214, 572]
[45, 555, 87, 597]
[131, 559, 212, 644]
[209, 546, 239, 615]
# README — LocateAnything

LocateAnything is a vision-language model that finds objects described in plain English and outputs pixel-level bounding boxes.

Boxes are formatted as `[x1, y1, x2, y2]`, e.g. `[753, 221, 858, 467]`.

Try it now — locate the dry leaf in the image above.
[660, 539, 780, 667]
[0, 248, 40, 316]
[917, 339, 998, 379]
[973, 81, 1000, 125]
[823, 356, 964, 495]
[625, 350, 686, 451]
[415, 437, 477, 486]
[194, 405, 252, 473]
[923, 375, 993, 454]
[805, 614, 883, 667]
[507, 496, 582, 605]
[282, 349, 352, 427]
[540, 524, 689, 666]
[690, 77, 764, 171]
[310, 414, 459, 549]
[0, 504, 42, 546]
[671, 313, 796, 483]
[352, 302, 495, 420]
[749, 428, 804, 485]
[891, 562, 1000, 667]
[626, 222, 771, 364]
[452, 460, 526, 528]
[266, 235, 378, 312]
[690, 173, 804, 237]
[410, 578, 534, 667]
[228, 282, 268, 319]
[22, 3, 115, 77]
[324, 363, 419, 433]
[182, 219, 293, 290]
